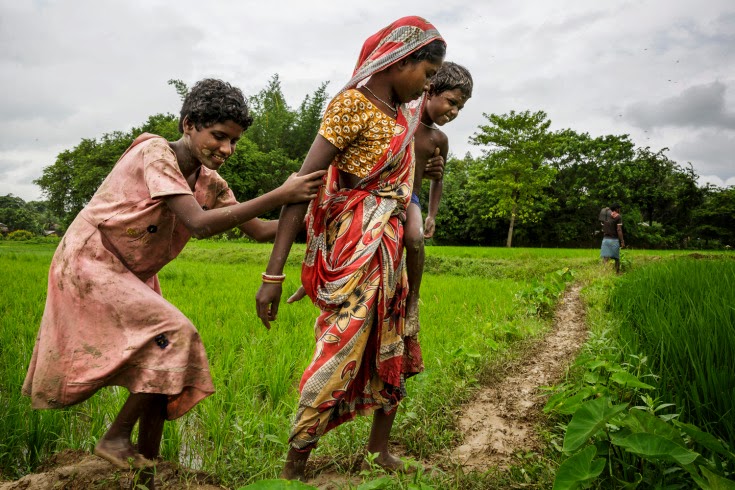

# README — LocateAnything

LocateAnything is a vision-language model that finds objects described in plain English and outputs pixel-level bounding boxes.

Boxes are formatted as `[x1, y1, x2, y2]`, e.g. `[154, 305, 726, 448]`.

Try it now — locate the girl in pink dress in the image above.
[22, 79, 325, 471]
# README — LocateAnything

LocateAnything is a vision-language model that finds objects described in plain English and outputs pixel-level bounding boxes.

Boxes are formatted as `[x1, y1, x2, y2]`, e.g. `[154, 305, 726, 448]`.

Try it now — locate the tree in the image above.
[35, 114, 179, 225]
[469, 110, 557, 247]
[0, 194, 48, 234]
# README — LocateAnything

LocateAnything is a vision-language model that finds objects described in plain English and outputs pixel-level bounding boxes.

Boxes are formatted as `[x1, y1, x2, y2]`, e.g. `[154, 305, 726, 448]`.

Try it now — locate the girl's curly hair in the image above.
[178, 79, 253, 132]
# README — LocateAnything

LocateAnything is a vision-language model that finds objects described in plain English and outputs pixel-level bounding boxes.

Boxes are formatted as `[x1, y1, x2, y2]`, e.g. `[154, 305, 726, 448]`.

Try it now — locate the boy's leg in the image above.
[95, 393, 157, 468]
[405, 202, 425, 333]
[367, 408, 401, 470]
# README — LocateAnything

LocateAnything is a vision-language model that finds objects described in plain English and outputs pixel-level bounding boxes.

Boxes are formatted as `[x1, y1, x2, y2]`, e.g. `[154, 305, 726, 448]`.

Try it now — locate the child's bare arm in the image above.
[239, 219, 279, 242]
[256, 135, 339, 328]
[164, 171, 325, 239]
[424, 137, 448, 238]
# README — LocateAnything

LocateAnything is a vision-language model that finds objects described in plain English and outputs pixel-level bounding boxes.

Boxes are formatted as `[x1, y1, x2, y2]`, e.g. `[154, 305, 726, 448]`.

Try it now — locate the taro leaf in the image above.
[563, 397, 629, 453]
[610, 371, 655, 390]
[239, 480, 317, 489]
[552, 445, 606, 490]
[621, 409, 685, 445]
[612, 433, 700, 465]
[700, 465, 735, 489]
[675, 421, 734, 461]
[407, 483, 437, 490]
[546, 386, 596, 415]
[357, 477, 395, 490]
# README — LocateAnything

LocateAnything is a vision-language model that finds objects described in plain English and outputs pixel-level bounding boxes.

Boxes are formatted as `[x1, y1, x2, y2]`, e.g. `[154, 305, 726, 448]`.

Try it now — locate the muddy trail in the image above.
[1, 285, 588, 489]
[449, 283, 588, 471]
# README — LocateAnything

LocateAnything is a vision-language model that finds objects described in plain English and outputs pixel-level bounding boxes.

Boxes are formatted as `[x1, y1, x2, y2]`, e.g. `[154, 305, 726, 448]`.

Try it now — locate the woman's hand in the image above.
[287, 285, 307, 304]
[278, 170, 327, 204]
[255, 282, 282, 329]
[424, 147, 445, 180]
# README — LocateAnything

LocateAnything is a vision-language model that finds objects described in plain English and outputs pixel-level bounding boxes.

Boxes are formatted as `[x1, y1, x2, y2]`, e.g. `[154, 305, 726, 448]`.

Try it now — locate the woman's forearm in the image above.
[265, 202, 310, 274]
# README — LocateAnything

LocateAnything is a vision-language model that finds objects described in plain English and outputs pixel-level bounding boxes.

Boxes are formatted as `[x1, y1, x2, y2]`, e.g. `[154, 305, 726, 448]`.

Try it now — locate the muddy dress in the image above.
[23, 133, 238, 419]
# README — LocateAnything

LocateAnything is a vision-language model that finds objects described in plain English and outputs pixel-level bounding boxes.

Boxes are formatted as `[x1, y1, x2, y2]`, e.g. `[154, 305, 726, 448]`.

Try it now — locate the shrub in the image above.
[6, 230, 34, 241]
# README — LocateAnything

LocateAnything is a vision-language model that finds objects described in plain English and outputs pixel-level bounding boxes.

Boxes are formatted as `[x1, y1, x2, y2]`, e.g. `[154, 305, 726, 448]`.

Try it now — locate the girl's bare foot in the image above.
[373, 452, 407, 473]
[95, 438, 153, 469]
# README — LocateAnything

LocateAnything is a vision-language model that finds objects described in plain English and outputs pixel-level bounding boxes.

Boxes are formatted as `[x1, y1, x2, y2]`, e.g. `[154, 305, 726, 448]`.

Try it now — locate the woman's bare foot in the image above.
[281, 448, 310, 481]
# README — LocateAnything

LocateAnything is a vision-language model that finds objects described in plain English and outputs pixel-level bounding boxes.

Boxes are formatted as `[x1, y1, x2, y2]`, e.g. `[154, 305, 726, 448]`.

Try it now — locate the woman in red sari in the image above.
[255, 16, 445, 480]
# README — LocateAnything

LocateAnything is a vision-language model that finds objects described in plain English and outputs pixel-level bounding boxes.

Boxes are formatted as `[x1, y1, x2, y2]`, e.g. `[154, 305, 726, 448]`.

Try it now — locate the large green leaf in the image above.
[610, 371, 655, 390]
[356, 477, 395, 490]
[675, 421, 734, 461]
[563, 397, 629, 453]
[239, 480, 317, 490]
[552, 445, 606, 490]
[621, 409, 684, 445]
[612, 433, 700, 465]
[700, 466, 735, 489]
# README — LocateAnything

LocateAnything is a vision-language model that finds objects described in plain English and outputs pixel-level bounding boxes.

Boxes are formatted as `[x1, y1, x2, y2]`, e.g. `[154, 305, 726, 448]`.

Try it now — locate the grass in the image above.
[0, 239, 710, 487]
[610, 257, 735, 447]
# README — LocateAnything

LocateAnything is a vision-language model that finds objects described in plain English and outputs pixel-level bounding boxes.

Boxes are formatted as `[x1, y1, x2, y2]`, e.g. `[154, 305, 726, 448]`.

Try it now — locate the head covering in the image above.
[341, 16, 444, 93]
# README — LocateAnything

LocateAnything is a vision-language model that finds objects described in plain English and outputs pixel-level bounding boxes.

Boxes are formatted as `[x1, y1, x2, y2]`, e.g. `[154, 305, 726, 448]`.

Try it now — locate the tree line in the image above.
[2, 77, 733, 248]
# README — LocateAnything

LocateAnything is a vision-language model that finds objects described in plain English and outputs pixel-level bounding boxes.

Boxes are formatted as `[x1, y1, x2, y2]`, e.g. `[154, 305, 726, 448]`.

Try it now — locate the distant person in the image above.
[22, 79, 325, 473]
[255, 16, 446, 481]
[404, 61, 473, 334]
[600, 202, 625, 273]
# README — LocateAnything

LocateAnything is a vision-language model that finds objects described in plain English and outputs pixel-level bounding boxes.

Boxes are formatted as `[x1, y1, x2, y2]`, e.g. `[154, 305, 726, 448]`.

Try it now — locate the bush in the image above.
[6, 230, 34, 241]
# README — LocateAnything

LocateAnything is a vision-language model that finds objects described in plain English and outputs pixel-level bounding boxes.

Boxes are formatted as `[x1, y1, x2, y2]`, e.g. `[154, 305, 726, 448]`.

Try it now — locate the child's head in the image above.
[425, 62, 473, 126]
[178, 79, 253, 133]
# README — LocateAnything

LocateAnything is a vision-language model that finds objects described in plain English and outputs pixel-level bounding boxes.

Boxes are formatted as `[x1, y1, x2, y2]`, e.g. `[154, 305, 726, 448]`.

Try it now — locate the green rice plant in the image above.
[0, 241, 639, 487]
[610, 258, 735, 447]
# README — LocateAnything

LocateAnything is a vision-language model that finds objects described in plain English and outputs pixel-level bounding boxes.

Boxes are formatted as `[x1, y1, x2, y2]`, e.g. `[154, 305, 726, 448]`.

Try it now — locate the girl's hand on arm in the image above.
[277, 170, 327, 204]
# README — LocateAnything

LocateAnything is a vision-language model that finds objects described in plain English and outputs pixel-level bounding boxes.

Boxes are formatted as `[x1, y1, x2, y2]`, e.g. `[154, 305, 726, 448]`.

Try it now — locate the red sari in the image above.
[290, 16, 443, 451]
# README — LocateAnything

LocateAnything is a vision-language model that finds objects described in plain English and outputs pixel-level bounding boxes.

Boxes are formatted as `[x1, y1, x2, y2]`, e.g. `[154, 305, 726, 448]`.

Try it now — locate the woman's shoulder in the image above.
[328, 89, 374, 111]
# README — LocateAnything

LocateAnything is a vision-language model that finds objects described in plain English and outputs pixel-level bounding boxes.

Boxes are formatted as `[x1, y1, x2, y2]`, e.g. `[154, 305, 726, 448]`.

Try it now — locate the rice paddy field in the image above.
[1, 239, 732, 488]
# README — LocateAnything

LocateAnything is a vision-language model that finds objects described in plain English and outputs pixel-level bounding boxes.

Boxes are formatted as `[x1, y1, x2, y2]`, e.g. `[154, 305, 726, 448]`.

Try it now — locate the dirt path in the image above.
[305, 283, 590, 487]
[449, 284, 588, 471]
[0, 450, 223, 490]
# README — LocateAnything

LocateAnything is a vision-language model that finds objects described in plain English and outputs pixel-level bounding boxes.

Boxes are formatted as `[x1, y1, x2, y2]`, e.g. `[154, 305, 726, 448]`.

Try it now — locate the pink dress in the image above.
[22, 133, 238, 419]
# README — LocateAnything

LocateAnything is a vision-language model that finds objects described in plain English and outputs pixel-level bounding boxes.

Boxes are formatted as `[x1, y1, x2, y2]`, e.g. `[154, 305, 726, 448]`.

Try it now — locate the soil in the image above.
[1, 285, 588, 489]
[0, 450, 224, 490]
[449, 284, 588, 471]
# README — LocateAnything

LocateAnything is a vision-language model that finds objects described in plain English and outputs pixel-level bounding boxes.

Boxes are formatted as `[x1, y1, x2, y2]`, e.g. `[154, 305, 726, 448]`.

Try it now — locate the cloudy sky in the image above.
[1, 0, 734, 201]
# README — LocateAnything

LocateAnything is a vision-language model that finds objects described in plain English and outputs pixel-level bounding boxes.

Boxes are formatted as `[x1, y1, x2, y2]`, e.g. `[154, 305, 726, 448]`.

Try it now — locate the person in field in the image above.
[22, 79, 325, 473]
[600, 202, 625, 273]
[255, 16, 446, 481]
[403, 61, 473, 335]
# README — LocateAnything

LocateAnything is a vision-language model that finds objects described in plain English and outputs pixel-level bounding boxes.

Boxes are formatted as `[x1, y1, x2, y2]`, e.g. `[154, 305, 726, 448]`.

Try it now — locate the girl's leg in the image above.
[404, 203, 425, 331]
[94, 392, 158, 468]
[367, 408, 402, 470]
[137, 393, 168, 460]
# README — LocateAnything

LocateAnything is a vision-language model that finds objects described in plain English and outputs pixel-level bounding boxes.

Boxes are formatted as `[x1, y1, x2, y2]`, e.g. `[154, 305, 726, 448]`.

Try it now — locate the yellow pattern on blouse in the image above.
[318, 89, 399, 178]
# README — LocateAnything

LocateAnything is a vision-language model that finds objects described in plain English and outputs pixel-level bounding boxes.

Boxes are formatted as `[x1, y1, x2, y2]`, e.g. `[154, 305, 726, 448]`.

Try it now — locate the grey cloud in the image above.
[626, 81, 735, 130]
[670, 128, 735, 178]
